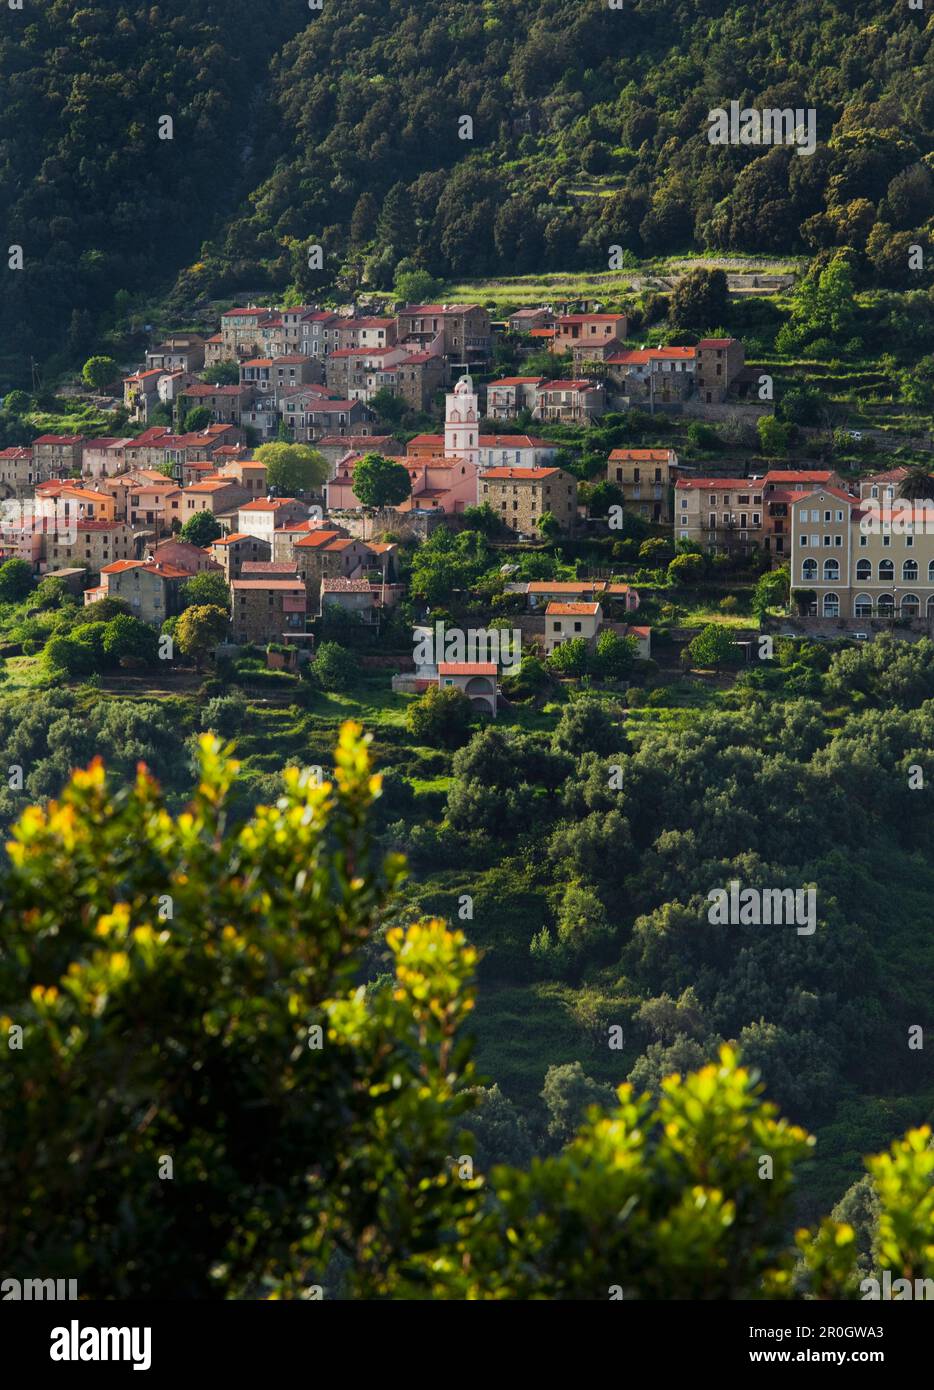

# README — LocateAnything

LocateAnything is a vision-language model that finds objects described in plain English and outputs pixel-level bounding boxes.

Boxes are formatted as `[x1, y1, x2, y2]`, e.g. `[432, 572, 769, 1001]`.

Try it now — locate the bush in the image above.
[406, 685, 475, 749]
[201, 692, 248, 737]
[314, 641, 356, 693]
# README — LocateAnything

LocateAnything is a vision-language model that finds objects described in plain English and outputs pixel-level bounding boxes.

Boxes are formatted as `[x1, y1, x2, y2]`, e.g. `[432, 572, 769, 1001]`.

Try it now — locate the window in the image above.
[802, 558, 818, 581]
[856, 559, 871, 581]
[903, 560, 919, 581]
[901, 593, 920, 616]
[878, 594, 895, 616]
[822, 592, 840, 617]
[800, 535, 808, 546]
[823, 558, 840, 580]
[879, 559, 895, 581]
[855, 594, 873, 617]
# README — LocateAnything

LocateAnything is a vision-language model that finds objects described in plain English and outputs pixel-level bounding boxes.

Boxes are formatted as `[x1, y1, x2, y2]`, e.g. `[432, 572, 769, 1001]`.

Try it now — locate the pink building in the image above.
[327, 453, 478, 514]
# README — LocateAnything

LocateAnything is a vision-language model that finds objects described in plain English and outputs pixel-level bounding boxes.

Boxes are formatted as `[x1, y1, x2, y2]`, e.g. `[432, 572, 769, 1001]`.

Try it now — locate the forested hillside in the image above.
[4, 0, 934, 369]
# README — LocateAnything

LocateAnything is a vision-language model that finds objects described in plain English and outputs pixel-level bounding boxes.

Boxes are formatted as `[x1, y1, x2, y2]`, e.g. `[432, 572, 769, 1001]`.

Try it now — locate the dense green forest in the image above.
[2, 633, 934, 1220]
[1, 720, 932, 1298]
[4, 0, 934, 373]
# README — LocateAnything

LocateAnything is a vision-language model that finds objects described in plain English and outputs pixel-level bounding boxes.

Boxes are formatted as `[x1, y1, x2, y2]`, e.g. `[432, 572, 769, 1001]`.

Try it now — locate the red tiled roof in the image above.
[538, 380, 601, 392]
[609, 448, 673, 461]
[558, 314, 627, 323]
[605, 348, 695, 365]
[546, 602, 601, 616]
[294, 530, 343, 549]
[675, 477, 754, 490]
[762, 470, 834, 484]
[231, 579, 305, 591]
[482, 467, 561, 480]
[239, 498, 300, 511]
[438, 662, 497, 675]
[529, 581, 607, 594]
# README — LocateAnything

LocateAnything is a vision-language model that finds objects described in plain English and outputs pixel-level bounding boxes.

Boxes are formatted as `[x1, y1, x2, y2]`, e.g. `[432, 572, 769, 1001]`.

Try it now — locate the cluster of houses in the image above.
[122, 303, 497, 437]
[0, 297, 770, 687]
[118, 298, 748, 443]
[666, 463, 934, 629]
[0, 371, 591, 662]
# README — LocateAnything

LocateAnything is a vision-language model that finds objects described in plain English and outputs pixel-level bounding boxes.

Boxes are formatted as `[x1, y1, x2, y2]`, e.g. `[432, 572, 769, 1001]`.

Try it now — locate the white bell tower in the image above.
[444, 374, 479, 467]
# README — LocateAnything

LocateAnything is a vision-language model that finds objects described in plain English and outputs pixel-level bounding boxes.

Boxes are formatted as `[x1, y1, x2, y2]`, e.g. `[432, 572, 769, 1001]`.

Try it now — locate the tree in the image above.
[43, 633, 96, 679]
[585, 480, 623, 517]
[547, 637, 590, 677]
[757, 414, 793, 457]
[394, 268, 441, 304]
[369, 388, 406, 425]
[552, 698, 623, 755]
[406, 685, 474, 748]
[898, 467, 934, 502]
[540, 1062, 615, 1145]
[752, 565, 790, 618]
[670, 268, 729, 332]
[2, 389, 30, 415]
[595, 629, 638, 679]
[537, 510, 561, 539]
[183, 406, 212, 432]
[350, 191, 379, 247]
[183, 571, 230, 609]
[314, 640, 356, 692]
[174, 604, 228, 668]
[667, 552, 704, 584]
[179, 512, 223, 547]
[688, 623, 735, 671]
[102, 614, 159, 665]
[0, 558, 34, 603]
[33, 576, 73, 611]
[352, 453, 412, 509]
[202, 362, 240, 385]
[639, 538, 671, 564]
[81, 356, 119, 392]
[0, 725, 480, 1298]
[254, 442, 328, 495]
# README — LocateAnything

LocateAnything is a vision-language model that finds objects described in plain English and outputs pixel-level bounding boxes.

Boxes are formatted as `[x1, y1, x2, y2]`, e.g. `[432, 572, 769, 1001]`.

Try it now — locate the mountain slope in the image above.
[2, 0, 934, 368]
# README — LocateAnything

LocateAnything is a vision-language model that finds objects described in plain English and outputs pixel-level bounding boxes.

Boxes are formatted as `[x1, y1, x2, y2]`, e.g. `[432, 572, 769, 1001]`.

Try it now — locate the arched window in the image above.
[856, 559, 872, 581]
[927, 595, 934, 617]
[854, 594, 873, 618]
[879, 559, 895, 581]
[928, 560, 934, 582]
[823, 558, 840, 581]
[823, 592, 840, 617]
[802, 558, 817, 581]
[878, 594, 895, 616]
[903, 560, 919, 581]
[901, 593, 920, 616]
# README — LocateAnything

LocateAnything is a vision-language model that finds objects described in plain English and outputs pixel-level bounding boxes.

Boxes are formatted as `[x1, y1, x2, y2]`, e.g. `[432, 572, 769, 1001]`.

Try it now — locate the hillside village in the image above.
[8, 0, 934, 1319]
[1, 292, 933, 707]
